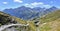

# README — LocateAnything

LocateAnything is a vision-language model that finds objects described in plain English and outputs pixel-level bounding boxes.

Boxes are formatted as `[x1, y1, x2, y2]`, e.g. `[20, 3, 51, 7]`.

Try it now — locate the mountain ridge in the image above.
[3, 6, 58, 20]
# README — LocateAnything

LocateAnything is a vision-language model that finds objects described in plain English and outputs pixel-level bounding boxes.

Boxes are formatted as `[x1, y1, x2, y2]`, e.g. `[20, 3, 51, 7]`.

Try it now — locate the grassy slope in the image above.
[16, 18, 37, 31]
[40, 10, 60, 31]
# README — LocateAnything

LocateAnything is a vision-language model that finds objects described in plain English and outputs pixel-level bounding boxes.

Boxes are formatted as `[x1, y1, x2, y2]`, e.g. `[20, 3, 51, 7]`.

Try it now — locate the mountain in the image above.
[3, 6, 40, 20]
[3, 6, 58, 20]
[40, 6, 58, 16]
[44, 6, 58, 13]
[32, 7, 45, 12]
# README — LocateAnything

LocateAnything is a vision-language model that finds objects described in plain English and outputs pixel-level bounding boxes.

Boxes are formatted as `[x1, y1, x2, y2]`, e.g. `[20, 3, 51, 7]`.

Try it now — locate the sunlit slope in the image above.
[40, 10, 60, 31]
[40, 10, 60, 23]
[28, 21, 37, 31]
[13, 17, 27, 24]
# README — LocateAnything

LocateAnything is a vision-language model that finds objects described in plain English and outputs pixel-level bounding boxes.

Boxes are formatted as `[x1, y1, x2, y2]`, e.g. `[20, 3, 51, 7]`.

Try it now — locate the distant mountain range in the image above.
[3, 6, 58, 20]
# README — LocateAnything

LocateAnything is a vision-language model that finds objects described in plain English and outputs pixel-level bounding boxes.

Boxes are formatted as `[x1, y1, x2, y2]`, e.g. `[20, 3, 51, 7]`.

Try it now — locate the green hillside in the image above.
[40, 10, 60, 31]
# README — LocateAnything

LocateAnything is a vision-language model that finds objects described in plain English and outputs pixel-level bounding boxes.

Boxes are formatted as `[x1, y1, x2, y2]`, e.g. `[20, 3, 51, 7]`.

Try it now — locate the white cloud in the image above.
[31, 2, 44, 6]
[43, 5, 52, 8]
[24, 2, 52, 8]
[3, 2, 8, 4]
[24, 2, 44, 8]
[24, 4, 34, 8]
[14, 0, 23, 3]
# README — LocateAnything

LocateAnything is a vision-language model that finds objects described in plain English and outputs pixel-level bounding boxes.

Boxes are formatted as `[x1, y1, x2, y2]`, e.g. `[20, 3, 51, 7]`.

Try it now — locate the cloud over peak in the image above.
[24, 2, 52, 8]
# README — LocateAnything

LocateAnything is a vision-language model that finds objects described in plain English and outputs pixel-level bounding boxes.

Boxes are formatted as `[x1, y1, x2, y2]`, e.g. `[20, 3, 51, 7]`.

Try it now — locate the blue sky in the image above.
[0, 0, 60, 10]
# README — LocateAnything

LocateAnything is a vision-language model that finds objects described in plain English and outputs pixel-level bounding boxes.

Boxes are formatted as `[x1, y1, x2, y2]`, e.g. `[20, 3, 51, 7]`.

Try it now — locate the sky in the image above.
[0, 0, 60, 10]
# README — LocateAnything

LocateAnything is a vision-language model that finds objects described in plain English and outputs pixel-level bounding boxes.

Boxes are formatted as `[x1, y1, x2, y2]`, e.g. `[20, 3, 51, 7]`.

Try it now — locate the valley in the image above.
[0, 6, 60, 31]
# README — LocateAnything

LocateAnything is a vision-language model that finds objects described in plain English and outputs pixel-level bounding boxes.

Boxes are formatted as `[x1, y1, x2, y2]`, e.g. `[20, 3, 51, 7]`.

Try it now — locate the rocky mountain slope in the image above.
[3, 6, 58, 20]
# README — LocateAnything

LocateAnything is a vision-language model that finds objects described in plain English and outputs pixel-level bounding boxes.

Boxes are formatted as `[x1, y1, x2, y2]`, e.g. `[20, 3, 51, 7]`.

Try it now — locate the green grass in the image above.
[40, 10, 60, 31]
[40, 24, 51, 31]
